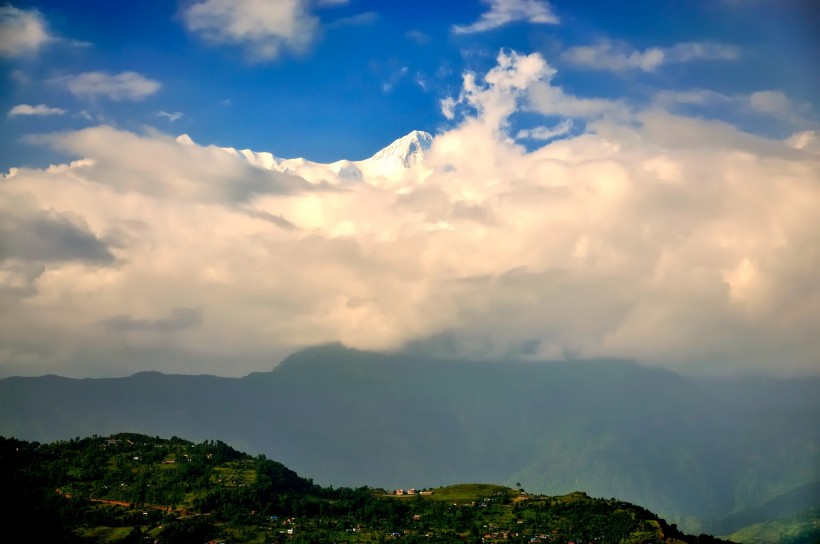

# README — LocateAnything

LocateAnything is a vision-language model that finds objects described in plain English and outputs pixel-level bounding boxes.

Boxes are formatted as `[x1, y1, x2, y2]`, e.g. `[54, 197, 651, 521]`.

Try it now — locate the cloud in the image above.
[443, 50, 556, 132]
[0, 199, 115, 264]
[666, 42, 740, 63]
[406, 30, 431, 45]
[382, 66, 408, 93]
[785, 130, 819, 152]
[25, 125, 311, 202]
[56, 71, 161, 101]
[8, 104, 65, 117]
[442, 50, 624, 131]
[516, 120, 573, 140]
[0, 5, 53, 57]
[180, 0, 319, 61]
[453, 0, 558, 34]
[653, 88, 807, 124]
[2, 52, 819, 378]
[327, 11, 377, 29]
[562, 41, 739, 72]
[99, 308, 202, 334]
[748, 90, 793, 118]
[157, 110, 183, 122]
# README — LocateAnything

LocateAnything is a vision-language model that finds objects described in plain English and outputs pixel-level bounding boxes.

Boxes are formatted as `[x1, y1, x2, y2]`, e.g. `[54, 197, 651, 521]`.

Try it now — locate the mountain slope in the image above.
[1, 345, 817, 533]
[201, 130, 433, 185]
[2, 433, 734, 544]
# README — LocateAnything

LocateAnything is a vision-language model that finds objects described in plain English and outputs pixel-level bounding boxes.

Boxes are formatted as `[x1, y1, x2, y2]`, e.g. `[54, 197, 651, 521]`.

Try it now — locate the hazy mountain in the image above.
[1, 344, 817, 533]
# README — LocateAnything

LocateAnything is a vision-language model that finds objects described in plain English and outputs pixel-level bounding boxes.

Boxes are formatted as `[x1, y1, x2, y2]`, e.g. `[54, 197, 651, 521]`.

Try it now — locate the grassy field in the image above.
[424, 483, 518, 502]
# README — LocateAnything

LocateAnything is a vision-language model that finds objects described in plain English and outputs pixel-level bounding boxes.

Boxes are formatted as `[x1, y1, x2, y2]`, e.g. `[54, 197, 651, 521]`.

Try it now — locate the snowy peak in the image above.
[366, 130, 433, 169]
[193, 130, 434, 186]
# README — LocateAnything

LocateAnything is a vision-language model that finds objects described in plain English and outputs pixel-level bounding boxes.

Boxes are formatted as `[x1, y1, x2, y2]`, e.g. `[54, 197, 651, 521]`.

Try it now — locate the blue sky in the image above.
[3, 0, 818, 166]
[2, 0, 820, 378]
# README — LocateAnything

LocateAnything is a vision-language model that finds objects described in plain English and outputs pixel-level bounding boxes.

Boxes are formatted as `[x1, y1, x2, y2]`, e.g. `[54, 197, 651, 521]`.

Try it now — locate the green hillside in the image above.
[2, 345, 818, 533]
[2, 433, 735, 544]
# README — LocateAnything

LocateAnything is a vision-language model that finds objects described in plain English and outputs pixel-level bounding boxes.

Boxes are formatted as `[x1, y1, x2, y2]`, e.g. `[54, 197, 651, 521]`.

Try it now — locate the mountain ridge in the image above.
[176, 130, 434, 185]
[1, 345, 817, 534]
[3, 433, 741, 543]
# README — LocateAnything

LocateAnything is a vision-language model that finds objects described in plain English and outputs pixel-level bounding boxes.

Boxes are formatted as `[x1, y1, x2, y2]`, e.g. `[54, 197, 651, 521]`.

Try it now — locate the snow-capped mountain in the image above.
[177, 130, 433, 186]
[358, 130, 432, 180]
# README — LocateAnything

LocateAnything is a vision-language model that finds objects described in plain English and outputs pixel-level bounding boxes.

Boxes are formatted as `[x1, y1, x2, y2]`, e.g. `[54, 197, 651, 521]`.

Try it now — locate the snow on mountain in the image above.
[357, 130, 433, 181]
[189, 130, 433, 186]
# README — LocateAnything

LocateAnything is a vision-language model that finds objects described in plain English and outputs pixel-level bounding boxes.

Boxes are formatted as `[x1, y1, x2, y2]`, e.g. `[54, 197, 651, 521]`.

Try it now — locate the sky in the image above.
[1, 0, 819, 378]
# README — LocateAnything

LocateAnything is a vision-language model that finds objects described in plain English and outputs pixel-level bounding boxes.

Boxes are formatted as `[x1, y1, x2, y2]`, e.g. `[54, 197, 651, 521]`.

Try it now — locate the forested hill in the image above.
[1, 344, 818, 533]
[1, 433, 734, 544]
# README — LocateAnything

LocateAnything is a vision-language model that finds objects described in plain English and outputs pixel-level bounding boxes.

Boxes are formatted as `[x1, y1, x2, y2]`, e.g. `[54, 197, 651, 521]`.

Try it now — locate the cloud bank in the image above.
[2, 50, 819, 378]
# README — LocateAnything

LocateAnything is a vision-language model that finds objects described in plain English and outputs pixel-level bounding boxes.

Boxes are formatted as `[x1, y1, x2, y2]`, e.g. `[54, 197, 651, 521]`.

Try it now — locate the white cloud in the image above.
[444, 50, 556, 132]
[2, 51, 820, 377]
[453, 0, 558, 34]
[666, 42, 739, 63]
[415, 73, 429, 92]
[563, 41, 739, 72]
[55, 71, 161, 101]
[516, 120, 573, 140]
[748, 90, 792, 117]
[181, 0, 319, 61]
[652, 89, 729, 107]
[442, 50, 624, 127]
[0, 5, 52, 57]
[440, 96, 457, 120]
[785, 130, 819, 152]
[327, 11, 377, 28]
[653, 88, 806, 124]
[382, 66, 408, 93]
[157, 111, 184, 122]
[8, 103, 65, 117]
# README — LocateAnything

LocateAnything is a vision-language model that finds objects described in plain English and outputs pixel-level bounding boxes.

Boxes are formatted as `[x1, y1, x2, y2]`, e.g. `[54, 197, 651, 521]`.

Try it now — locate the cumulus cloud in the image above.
[453, 0, 558, 34]
[181, 0, 319, 60]
[443, 50, 556, 132]
[8, 103, 65, 117]
[2, 51, 819, 378]
[563, 41, 739, 72]
[0, 5, 52, 57]
[56, 71, 161, 101]
[442, 50, 624, 129]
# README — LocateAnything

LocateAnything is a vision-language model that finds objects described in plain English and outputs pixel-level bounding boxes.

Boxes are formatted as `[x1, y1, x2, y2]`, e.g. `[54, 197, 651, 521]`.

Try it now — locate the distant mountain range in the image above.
[1, 344, 818, 534]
